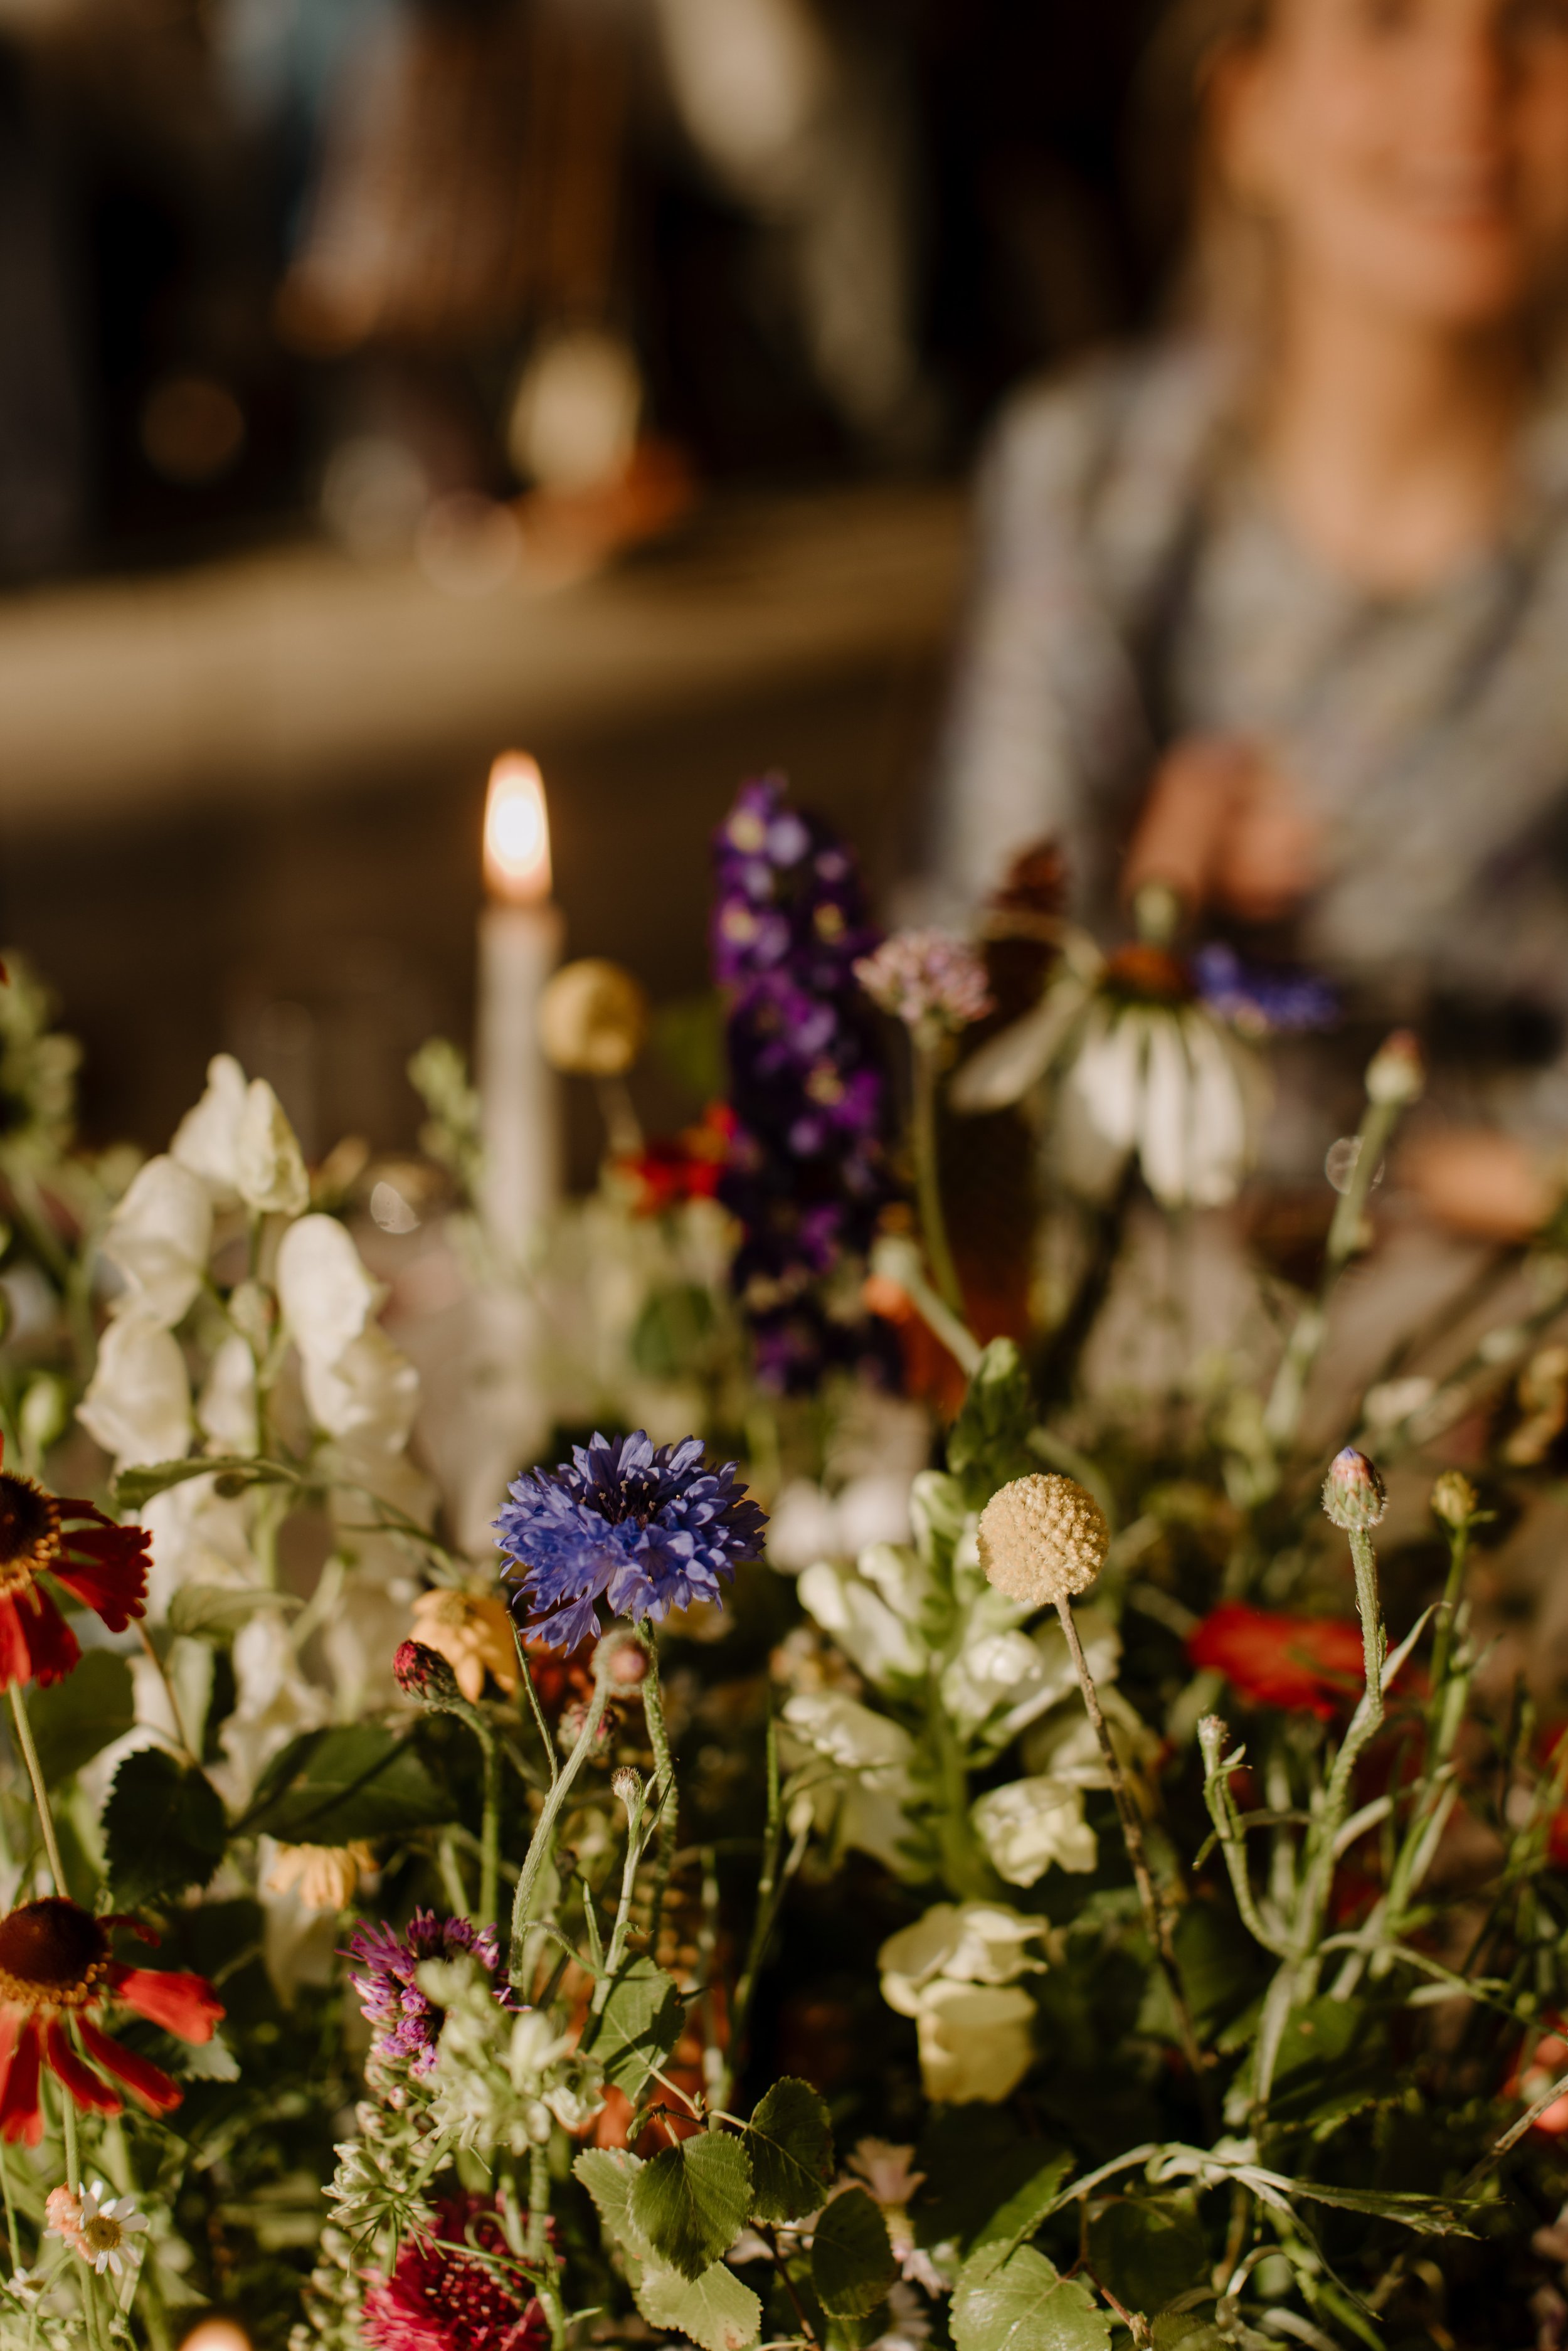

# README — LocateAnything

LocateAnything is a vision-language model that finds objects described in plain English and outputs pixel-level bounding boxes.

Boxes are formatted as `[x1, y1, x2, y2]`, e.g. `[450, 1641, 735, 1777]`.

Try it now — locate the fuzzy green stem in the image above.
[509, 1646, 618, 1987]
[8, 1686, 64, 1894]
[1054, 1600, 1209, 2102]
[1198, 1728, 1290, 1960]
[0, 2136, 18, 2274]
[717, 1711, 791, 2113]
[1429, 1520, 1470, 1702]
[595, 1783, 651, 2007]
[911, 1036, 964, 1318]
[638, 1637, 678, 1945]
[480, 1729, 501, 1929]
[527, 2141, 566, 2351]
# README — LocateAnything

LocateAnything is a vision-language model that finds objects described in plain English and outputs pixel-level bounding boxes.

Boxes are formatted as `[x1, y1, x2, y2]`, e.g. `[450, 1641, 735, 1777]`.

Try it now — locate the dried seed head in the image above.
[612, 1766, 642, 1812]
[1322, 1446, 1388, 1532]
[1430, 1470, 1480, 1533]
[977, 1473, 1110, 1606]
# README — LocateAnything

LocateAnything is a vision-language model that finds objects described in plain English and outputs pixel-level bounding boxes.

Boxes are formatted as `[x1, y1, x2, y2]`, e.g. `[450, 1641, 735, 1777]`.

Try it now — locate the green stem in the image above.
[595, 1788, 650, 2007]
[716, 1712, 787, 2112]
[911, 1036, 964, 1318]
[509, 1647, 618, 1987]
[480, 1728, 501, 1929]
[8, 1687, 64, 1893]
[1428, 1522, 1470, 1702]
[527, 2142, 566, 2351]
[638, 1637, 677, 1947]
[1054, 1600, 1210, 2108]
[0, 2136, 17, 2275]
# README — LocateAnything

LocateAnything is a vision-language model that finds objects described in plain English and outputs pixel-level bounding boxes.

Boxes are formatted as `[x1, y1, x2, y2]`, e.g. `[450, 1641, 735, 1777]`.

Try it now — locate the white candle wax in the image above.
[475, 751, 564, 1259]
[477, 897, 565, 1256]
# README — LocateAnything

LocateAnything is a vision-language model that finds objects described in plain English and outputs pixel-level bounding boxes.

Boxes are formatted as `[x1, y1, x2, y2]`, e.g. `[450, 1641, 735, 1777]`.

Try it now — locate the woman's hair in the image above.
[1131, 0, 1279, 334]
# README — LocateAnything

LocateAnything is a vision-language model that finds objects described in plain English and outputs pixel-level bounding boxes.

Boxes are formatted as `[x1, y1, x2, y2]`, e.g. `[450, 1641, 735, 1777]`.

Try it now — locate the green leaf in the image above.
[746, 2076, 835, 2223]
[103, 1748, 228, 1906]
[636, 2262, 762, 2351]
[167, 1585, 302, 1640]
[953, 2246, 1112, 2351]
[947, 1341, 1038, 1503]
[240, 1726, 452, 1844]
[630, 2134, 754, 2282]
[970, 2154, 1074, 2261]
[1281, 2179, 1474, 2236]
[26, 1651, 134, 1784]
[575, 2148, 647, 2253]
[1086, 2199, 1209, 2315]
[110, 1455, 297, 1513]
[810, 2187, 898, 2322]
[914, 2110, 1066, 2254]
[587, 1957, 686, 2099]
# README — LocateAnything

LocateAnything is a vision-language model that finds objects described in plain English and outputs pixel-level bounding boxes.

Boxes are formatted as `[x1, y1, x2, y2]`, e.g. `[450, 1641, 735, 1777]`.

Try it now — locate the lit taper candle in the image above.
[477, 752, 565, 1260]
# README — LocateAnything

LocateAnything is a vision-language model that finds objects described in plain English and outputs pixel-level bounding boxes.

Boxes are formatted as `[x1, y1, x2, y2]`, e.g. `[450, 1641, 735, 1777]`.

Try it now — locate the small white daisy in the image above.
[74, 2182, 149, 2277]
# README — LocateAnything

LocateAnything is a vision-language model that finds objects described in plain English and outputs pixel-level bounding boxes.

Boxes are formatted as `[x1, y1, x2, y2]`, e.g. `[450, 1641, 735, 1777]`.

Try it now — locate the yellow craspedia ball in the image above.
[977, 1473, 1110, 1606]
[538, 958, 650, 1077]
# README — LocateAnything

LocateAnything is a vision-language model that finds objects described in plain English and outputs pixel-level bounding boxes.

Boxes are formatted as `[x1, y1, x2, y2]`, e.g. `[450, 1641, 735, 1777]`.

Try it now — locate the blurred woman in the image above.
[928, 0, 1568, 1220]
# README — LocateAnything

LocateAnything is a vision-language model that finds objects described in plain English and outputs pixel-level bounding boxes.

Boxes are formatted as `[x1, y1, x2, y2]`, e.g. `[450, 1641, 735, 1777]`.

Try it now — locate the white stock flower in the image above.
[782, 1690, 918, 1874]
[276, 1215, 383, 1367]
[799, 1561, 925, 1688]
[303, 1327, 419, 1453]
[1021, 1685, 1157, 1785]
[879, 1903, 1044, 2106]
[171, 1053, 249, 1205]
[941, 1606, 1120, 1741]
[971, 1776, 1097, 1886]
[78, 1314, 193, 1468]
[878, 1902, 1044, 2005]
[767, 1475, 914, 1573]
[910, 1981, 1037, 2105]
[140, 1473, 257, 1613]
[235, 1079, 310, 1216]
[100, 1155, 212, 1329]
[218, 1611, 329, 1805]
[198, 1334, 260, 1454]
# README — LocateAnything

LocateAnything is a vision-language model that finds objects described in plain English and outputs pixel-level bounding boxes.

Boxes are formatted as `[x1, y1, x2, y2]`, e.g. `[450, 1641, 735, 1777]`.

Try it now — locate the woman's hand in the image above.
[1122, 736, 1320, 923]
[1400, 1127, 1561, 1243]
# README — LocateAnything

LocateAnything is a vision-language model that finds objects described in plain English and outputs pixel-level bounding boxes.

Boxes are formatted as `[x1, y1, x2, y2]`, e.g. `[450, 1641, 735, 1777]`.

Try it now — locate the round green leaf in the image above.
[810, 2187, 898, 2322]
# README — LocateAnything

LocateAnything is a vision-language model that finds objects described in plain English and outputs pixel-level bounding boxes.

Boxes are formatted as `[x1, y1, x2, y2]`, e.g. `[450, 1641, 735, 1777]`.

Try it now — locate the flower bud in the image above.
[612, 1766, 643, 1812]
[606, 1638, 649, 1687]
[1430, 1470, 1480, 1533]
[1365, 1029, 1425, 1108]
[1196, 1715, 1230, 1775]
[538, 960, 650, 1078]
[393, 1639, 462, 1707]
[977, 1473, 1110, 1606]
[1321, 1446, 1387, 1531]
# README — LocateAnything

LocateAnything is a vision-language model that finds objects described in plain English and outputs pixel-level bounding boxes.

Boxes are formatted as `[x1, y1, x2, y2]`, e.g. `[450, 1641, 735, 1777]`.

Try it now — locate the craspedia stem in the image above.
[979, 1472, 1209, 2104]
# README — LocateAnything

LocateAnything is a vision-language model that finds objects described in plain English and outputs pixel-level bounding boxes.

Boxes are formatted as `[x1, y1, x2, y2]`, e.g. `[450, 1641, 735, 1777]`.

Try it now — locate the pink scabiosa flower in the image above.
[361, 2197, 547, 2351]
[855, 930, 993, 1039]
[344, 1913, 512, 2082]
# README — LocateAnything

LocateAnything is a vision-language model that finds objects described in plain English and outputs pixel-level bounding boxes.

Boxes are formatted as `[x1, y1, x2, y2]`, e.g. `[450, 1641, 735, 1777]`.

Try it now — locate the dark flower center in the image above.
[0, 1899, 110, 2010]
[0, 1476, 60, 1593]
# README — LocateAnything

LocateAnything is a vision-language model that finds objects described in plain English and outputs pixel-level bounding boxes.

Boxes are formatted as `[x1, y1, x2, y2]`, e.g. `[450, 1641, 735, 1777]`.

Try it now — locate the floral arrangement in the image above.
[0, 783, 1565, 2351]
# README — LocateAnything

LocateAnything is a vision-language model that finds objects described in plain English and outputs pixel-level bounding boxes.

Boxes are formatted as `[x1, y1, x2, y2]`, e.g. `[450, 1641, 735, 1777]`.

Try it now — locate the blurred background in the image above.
[0, 0, 1165, 1176]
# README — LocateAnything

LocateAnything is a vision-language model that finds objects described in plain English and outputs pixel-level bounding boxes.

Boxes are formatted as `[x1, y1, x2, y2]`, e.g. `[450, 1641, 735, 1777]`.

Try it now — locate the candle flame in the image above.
[484, 753, 552, 904]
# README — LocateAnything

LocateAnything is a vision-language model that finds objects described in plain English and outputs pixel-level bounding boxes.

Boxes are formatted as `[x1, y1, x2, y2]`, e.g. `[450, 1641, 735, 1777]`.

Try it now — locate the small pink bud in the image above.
[1322, 1446, 1388, 1532]
[394, 1640, 461, 1705]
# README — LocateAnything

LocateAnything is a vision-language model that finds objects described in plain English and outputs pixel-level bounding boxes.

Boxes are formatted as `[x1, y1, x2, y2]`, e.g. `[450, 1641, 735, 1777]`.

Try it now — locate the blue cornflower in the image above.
[1192, 942, 1338, 1038]
[494, 1431, 767, 1652]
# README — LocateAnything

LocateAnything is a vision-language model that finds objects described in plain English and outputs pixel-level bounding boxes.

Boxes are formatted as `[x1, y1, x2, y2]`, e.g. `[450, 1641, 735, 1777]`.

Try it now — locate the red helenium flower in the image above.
[1188, 1602, 1366, 1721]
[0, 1445, 150, 1689]
[619, 1105, 735, 1218]
[0, 1898, 223, 2144]
[361, 2197, 547, 2351]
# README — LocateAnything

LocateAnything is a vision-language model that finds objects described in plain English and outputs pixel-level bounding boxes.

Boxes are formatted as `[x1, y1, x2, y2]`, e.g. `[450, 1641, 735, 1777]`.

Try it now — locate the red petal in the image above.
[44, 2021, 120, 2118]
[0, 2019, 43, 2147]
[108, 1966, 223, 2044]
[8, 1590, 80, 1690]
[75, 2019, 182, 2116]
[0, 1601, 31, 1692]
[51, 1525, 149, 1631]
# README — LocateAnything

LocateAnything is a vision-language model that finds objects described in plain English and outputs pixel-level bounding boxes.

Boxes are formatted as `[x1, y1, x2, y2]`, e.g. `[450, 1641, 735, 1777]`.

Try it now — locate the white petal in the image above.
[1182, 1012, 1249, 1208]
[171, 1053, 249, 1206]
[1137, 1013, 1192, 1207]
[78, 1315, 193, 1468]
[798, 1561, 925, 1687]
[100, 1156, 213, 1329]
[197, 1334, 259, 1453]
[276, 1214, 383, 1368]
[235, 1080, 309, 1218]
[1067, 1004, 1144, 1150]
[949, 977, 1091, 1113]
[301, 1327, 418, 1452]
